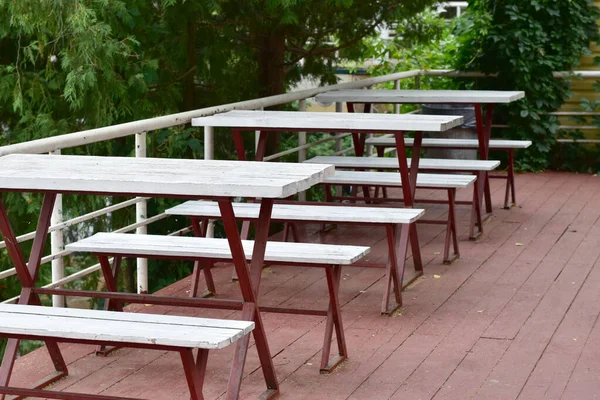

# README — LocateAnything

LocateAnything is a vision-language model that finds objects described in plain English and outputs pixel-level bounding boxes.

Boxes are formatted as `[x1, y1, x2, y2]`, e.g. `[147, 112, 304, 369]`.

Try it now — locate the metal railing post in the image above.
[298, 99, 307, 201]
[204, 126, 215, 238]
[50, 149, 65, 307]
[394, 80, 401, 114]
[135, 132, 148, 293]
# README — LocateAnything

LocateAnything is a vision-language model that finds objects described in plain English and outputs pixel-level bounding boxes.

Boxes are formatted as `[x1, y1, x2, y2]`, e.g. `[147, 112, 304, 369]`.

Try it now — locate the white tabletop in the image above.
[0, 154, 334, 198]
[315, 89, 525, 104]
[192, 110, 463, 132]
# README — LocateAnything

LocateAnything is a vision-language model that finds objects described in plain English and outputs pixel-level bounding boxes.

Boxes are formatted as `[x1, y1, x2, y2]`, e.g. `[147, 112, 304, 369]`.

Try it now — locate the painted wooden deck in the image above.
[8, 171, 600, 400]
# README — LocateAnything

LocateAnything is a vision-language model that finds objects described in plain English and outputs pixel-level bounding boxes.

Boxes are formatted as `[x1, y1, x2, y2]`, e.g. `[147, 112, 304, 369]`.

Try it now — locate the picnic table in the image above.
[0, 154, 333, 400]
[192, 109, 464, 272]
[314, 89, 525, 214]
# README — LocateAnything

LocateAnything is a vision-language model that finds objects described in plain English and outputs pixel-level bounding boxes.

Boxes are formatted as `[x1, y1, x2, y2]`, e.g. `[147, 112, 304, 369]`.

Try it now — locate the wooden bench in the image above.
[305, 156, 499, 240]
[165, 201, 425, 314]
[66, 232, 370, 373]
[305, 155, 500, 172]
[321, 171, 479, 264]
[0, 304, 253, 400]
[365, 137, 532, 209]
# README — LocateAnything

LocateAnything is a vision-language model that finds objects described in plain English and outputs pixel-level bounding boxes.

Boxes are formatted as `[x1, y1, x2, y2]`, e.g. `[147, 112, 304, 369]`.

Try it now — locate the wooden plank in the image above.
[366, 137, 533, 149]
[517, 252, 600, 400]
[165, 201, 425, 224]
[0, 154, 334, 199]
[324, 171, 476, 189]
[0, 305, 253, 349]
[344, 173, 587, 400]
[66, 233, 370, 265]
[559, 286, 600, 400]
[0, 304, 254, 333]
[306, 155, 500, 171]
[474, 208, 600, 399]
[191, 110, 464, 132]
[315, 89, 525, 104]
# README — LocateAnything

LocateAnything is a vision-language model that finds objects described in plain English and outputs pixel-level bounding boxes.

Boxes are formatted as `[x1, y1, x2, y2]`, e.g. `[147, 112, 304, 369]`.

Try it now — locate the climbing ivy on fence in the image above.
[453, 0, 600, 171]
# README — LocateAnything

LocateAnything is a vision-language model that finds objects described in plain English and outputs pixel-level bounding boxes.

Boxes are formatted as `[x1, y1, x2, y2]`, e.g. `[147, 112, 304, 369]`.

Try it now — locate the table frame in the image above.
[345, 101, 495, 239]
[0, 192, 279, 400]
[229, 124, 424, 314]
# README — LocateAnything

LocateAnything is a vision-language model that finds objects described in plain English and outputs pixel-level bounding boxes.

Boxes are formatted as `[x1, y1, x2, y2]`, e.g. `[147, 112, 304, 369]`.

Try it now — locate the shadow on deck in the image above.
[8, 171, 600, 400]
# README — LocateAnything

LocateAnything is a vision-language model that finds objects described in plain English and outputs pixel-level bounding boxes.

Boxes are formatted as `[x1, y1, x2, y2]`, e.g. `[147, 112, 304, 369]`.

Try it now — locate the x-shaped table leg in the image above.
[0, 193, 68, 397]
[217, 198, 279, 400]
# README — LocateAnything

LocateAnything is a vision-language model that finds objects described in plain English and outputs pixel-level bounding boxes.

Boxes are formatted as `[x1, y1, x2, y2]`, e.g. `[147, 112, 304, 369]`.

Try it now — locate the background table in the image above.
[193, 109, 464, 278]
[0, 154, 333, 400]
[315, 89, 525, 215]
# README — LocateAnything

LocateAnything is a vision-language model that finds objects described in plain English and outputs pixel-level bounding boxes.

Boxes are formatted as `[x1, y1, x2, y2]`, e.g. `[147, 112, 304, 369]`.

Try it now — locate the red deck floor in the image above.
[7, 171, 600, 400]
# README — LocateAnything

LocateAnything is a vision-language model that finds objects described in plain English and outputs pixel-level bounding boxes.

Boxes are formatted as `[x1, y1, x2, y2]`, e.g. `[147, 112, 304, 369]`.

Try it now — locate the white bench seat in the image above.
[365, 137, 528, 210]
[365, 137, 532, 149]
[0, 304, 252, 350]
[165, 201, 423, 316]
[166, 201, 424, 224]
[324, 171, 476, 188]
[305, 156, 500, 171]
[67, 232, 370, 372]
[66, 232, 370, 266]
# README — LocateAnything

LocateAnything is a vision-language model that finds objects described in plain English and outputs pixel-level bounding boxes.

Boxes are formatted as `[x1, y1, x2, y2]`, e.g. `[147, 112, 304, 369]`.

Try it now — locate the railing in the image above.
[0, 68, 598, 306]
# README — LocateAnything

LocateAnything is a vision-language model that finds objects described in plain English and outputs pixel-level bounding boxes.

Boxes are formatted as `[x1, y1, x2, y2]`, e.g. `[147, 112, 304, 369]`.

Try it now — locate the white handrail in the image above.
[0, 70, 421, 156]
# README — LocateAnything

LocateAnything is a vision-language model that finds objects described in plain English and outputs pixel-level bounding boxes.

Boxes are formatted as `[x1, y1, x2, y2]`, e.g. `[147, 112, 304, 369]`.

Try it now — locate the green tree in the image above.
[453, 0, 600, 171]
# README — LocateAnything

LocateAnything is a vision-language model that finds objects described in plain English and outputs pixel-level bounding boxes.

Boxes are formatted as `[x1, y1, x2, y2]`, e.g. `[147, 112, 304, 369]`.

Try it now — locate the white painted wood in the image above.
[324, 171, 476, 189]
[166, 201, 425, 224]
[192, 110, 464, 132]
[365, 137, 532, 149]
[135, 132, 149, 294]
[0, 304, 253, 350]
[315, 89, 525, 104]
[67, 233, 370, 265]
[0, 154, 334, 199]
[305, 156, 500, 172]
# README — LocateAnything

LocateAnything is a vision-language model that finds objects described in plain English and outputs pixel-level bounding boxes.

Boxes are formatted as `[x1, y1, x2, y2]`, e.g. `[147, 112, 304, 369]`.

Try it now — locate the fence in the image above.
[0, 68, 598, 305]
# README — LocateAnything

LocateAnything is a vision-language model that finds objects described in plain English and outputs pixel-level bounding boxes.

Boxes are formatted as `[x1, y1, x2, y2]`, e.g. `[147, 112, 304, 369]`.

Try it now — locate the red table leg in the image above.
[347, 102, 373, 201]
[474, 104, 495, 216]
[231, 128, 270, 281]
[0, 194, 69, 397]
[190, 218, 216, 296]
[180, 348, 208, 400]
[394, 131, 424, 272]
[218, 199, 279, 400]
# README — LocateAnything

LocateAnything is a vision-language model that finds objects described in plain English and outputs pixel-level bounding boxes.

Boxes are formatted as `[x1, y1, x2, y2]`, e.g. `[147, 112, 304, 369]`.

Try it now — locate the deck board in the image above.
[7, 171, 600, 400]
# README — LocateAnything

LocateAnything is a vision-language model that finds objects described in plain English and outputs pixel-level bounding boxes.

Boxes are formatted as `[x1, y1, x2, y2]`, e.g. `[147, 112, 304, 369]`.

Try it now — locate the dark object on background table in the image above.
[421, 104, 477, 160]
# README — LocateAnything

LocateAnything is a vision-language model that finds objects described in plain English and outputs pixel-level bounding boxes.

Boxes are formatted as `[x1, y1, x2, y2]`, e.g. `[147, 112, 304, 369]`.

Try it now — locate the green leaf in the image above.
[187, 138, 202, 152]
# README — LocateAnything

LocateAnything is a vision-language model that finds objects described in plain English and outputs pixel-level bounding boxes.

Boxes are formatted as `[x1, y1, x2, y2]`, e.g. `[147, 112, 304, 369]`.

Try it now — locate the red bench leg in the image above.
[443, 189, 460, 264]
[381, 224, 412, 315]
[469, 172, 485, 240]
[504, 149, 516, 209]
[282, 222, 300, 242]
[320, 265, 348, 373]
[181, 348, 208, 400]
[96, 255, 123, 356]
[190, 218, 216, 296]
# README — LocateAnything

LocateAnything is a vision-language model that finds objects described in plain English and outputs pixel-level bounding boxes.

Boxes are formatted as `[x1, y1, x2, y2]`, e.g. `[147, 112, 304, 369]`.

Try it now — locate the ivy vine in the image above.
[453, 0, 600, 171]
